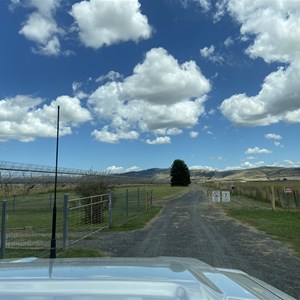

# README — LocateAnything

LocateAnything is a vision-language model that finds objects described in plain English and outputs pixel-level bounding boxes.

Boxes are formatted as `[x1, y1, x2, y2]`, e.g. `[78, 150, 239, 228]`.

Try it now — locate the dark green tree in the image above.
[170, 159, 191, 186]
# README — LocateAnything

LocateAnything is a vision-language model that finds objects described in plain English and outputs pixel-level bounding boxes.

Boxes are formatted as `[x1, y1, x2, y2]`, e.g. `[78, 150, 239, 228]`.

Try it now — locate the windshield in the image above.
[0, 0, 300, 299]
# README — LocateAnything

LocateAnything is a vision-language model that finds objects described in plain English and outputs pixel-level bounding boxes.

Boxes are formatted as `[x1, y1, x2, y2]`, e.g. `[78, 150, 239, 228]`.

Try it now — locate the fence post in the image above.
[1, 200, 7, 259]
[126, 189, 129, 218]
[50, 194, 52, 211]
[145, 190, 149, 210]
[90, 197, 93, 231]
[150, 190, 153, 207]
[276, 189, 282, 207]
[271, 186, 276, 211]
[109, 190, 113, 228]
[13, 195, 16, 212]
[63, 194, 69, 250]
[137, 188, 140, 212]
[294, 191, 299, 209]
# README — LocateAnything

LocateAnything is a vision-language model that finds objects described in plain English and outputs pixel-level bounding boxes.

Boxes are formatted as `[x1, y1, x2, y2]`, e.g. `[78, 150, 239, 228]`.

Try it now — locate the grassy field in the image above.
[228, 209, 300, 257]
[216, 193, 300, 258]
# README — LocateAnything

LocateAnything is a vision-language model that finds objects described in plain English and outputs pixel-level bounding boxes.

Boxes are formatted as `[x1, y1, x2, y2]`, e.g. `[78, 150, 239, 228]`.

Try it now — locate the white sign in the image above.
[284, 187, 293, 194]
[222, 191, 231, 202]
[212, 191, 221, 202]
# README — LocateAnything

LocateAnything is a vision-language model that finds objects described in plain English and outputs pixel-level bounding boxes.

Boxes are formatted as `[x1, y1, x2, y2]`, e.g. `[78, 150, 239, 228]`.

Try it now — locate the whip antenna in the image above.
[50, 105, 60, 259]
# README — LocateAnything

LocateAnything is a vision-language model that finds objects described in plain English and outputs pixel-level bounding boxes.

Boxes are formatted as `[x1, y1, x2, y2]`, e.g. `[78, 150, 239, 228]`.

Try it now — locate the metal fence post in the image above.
[294, 191, 299, 209]
[150, 190, 153, 207]
[13, 195, 16, 212]
[50, 193, 52, 211]
[63, 194, 69, 250]
[1, 200, 7, 259]
[126, 189, 129, 218]
[109, 190, 113, 228]
[137, 188, 140, 212]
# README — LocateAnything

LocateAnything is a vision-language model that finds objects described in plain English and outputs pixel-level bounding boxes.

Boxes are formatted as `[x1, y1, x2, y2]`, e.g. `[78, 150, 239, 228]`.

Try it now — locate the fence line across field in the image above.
[206, 184, 300, 210]
[0, 187, 153, 259]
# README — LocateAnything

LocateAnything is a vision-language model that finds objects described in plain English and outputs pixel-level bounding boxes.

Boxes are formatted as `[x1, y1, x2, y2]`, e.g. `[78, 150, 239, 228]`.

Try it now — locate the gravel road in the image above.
[77, 186, 300, 298]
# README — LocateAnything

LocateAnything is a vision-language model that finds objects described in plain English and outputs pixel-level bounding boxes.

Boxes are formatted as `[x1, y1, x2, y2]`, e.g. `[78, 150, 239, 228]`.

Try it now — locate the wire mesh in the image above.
[67, 194, 110, 246]
[0, 192, 66, 258]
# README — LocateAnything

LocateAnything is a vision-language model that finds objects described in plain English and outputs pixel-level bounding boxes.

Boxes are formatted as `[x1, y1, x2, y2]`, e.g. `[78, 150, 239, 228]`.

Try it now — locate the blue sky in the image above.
[0, 0, 300, 173]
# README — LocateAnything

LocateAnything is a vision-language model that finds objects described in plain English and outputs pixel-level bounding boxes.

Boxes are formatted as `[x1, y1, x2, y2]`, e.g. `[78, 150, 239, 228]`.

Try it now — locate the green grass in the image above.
[109, 205, 162, 231]
[57, 248, 106, 258]
[211, 193, 300, 258]
[227, 209, 300, 257]
[3, 190, 78, 231]
[4, 248, 106, 259]
[151, 184, 191, 200]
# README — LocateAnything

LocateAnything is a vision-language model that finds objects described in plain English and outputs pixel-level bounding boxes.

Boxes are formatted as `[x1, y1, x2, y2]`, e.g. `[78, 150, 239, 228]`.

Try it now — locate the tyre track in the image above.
[78, 186, 300, 298]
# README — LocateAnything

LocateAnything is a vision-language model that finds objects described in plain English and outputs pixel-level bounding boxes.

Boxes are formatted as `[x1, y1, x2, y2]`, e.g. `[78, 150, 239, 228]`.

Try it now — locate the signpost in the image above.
[222, 191, 231, 202]
[284, 187, 293, 194]
[212, 191, 221, 202]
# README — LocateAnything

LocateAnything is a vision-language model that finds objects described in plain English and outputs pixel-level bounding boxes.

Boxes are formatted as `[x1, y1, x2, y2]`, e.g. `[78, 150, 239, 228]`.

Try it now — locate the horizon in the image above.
[1, 0, 300, 172]
[1, 159, 299, 175]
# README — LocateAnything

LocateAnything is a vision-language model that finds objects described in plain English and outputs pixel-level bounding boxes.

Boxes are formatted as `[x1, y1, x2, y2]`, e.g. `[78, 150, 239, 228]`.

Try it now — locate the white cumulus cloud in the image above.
[265, 133, 282, 140]
[220, 0, 300, 126]
[146, 136, 171, 145]
[88, 47, 211, 143]
[70, 0, 152, 49]
[91, 126, 139, 144]
[126, 166, 142, 172]
[189, 131, 199, 138]
[245, 147, 272, 155]
[105, 165, 142, 173]
[181, 0, 211, 11]
[189, 165, 215, 171]
[274, 141, 283, 148]
[105, 165, 125, 173]
[17, 0, 65, 56]
[200, 45, 223, 63]
[0, 95, 92, 142]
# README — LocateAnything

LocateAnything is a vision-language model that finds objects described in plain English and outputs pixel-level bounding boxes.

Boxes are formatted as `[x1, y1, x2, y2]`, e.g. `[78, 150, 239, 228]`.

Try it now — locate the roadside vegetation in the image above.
[228, 209, 300, 257]
[109, 205, 162, 231]
[211, 191, 300, 258]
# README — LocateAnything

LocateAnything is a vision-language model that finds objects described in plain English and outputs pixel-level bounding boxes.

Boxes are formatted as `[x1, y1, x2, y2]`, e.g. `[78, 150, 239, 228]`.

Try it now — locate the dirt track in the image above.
[77, 186, 300, 298]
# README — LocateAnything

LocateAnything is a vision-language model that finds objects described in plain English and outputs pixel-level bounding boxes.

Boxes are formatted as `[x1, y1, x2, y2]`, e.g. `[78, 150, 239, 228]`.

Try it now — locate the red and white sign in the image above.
[212, 191, 221, 202]
[284, 187, 293, 194]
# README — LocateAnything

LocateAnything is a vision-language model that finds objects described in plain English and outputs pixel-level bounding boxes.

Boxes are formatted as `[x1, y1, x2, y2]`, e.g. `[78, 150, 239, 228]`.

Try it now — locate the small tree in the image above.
[170, 159, 191, 186]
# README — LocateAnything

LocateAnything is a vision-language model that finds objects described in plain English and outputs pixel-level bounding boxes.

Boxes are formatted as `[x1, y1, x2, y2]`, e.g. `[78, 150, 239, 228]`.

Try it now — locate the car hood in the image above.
[0, 256, 296, 300]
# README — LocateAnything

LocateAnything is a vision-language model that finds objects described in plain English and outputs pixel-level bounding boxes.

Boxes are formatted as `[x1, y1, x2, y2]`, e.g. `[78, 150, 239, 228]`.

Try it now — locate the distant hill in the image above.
[118, 166, 300, 183]
[210, 166, 300, 181]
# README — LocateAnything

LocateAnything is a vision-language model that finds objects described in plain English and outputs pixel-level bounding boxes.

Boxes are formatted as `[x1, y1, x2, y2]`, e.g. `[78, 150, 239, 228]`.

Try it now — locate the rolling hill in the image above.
[119, 166, 300, 183]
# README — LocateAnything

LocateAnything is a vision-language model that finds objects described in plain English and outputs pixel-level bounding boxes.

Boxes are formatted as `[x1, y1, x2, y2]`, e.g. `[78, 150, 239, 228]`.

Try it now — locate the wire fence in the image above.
[67, 194, 111, 247]
[0, 187, 153, 259]
[205, 181, 300, 210]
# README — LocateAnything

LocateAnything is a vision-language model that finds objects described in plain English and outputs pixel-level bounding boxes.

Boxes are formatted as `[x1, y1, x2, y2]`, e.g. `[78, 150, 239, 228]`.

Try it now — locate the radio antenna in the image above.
[50, 105, 60, 259]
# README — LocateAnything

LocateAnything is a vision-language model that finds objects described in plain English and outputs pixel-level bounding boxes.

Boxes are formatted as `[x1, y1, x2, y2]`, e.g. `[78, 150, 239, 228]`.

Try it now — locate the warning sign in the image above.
[284, 187, 293, 194]
[222, 191, 231, 202]
[212, 191, 221, 202]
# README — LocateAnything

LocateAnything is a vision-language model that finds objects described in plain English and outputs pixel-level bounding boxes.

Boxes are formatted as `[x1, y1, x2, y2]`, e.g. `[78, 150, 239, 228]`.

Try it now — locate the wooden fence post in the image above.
[271, 186, 276, 211]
